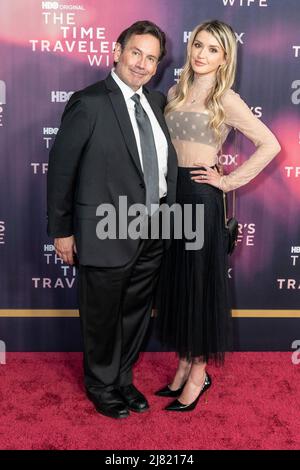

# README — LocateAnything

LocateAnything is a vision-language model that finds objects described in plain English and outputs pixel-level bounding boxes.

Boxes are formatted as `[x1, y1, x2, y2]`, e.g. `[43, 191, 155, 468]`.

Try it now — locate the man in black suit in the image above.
[47, 21, 177, 419]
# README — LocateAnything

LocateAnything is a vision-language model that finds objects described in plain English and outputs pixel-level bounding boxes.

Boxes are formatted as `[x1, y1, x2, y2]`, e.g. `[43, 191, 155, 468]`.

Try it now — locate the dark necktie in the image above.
[131, 93, 159, 215]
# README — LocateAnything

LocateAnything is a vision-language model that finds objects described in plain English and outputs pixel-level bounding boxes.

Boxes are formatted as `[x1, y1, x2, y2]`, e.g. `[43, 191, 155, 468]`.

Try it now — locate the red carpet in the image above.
[0, 352, 300, 450]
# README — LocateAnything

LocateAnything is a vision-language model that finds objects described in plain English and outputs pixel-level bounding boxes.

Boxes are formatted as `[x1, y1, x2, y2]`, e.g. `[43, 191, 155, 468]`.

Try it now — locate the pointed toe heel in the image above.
[165, 373, 212, 412]
[155, 382, 186, 398]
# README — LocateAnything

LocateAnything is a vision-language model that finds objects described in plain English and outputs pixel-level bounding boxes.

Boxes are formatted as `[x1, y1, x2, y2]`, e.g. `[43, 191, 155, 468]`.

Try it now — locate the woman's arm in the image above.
[219, 89, 281, 192]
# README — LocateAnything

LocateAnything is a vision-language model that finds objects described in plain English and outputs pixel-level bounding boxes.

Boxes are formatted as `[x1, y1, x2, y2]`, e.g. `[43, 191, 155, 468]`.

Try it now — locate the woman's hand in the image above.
[190, 164, 221, 189]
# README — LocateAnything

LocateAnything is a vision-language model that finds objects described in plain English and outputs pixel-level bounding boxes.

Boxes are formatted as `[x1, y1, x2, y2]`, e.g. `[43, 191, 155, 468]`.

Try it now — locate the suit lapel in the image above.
[105, 74, 176, 191]
[145, 89, 177, 180]
[105, 75, 144, 180]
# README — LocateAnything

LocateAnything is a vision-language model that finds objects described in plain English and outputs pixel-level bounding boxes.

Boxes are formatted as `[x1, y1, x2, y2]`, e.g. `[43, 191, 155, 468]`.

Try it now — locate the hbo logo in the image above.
[42, 1, 59, 9]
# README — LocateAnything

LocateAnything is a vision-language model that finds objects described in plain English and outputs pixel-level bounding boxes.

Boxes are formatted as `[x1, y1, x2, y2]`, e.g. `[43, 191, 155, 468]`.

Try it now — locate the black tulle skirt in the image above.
[156, 167, 232, 364]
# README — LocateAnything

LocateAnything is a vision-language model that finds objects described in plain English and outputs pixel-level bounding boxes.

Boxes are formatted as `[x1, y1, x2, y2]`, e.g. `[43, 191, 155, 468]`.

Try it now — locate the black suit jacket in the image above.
[47, 74, 178, 267]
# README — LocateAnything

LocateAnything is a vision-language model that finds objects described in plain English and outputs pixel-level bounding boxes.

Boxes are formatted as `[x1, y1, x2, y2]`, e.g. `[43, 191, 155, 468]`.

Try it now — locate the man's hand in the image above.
[54, 235, 77, 265]
[151, 309, 158, 318]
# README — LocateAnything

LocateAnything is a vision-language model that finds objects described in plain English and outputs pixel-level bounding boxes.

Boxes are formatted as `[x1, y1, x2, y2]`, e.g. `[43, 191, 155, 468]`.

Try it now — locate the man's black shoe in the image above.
[119, 384, 149, 413]
[86, 389, 129, 419]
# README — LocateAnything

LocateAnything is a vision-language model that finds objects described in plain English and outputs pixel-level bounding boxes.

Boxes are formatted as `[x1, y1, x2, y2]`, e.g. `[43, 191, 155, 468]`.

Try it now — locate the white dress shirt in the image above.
[111, 69, 168, 198]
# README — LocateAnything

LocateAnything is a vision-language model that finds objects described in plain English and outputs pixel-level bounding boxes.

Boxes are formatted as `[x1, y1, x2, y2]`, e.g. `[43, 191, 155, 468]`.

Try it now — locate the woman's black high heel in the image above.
[155, 382, 186, 398]
[164, 373, 211, 411]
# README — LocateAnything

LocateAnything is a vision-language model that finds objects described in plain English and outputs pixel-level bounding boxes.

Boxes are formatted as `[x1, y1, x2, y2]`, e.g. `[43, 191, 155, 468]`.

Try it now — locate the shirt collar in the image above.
[111, 68, 143, 102]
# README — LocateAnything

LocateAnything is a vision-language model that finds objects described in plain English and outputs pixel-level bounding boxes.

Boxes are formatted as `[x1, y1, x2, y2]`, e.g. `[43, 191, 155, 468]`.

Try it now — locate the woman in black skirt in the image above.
[155, 20, 280, 412]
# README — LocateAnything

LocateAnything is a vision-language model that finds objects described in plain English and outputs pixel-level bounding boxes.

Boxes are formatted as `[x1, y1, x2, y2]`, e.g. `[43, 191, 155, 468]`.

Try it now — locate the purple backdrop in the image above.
[0, 0, 299, 351]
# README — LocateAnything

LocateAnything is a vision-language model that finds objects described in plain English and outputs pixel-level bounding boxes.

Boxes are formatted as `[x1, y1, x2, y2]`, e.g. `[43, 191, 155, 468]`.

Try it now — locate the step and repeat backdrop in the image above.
[0, 0, 299, 351]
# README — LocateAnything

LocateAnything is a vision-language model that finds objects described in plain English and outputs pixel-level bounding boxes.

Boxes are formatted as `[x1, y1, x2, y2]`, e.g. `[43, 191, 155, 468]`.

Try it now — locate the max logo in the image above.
[0, 340, 6, 365]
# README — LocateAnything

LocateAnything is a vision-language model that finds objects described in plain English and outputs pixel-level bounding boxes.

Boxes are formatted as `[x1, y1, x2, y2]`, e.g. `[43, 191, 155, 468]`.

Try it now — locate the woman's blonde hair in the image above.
[165, 20, 237, 142]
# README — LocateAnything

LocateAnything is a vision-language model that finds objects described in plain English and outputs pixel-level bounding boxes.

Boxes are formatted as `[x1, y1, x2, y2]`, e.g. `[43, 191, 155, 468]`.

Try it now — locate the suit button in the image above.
[139, 183, 145, 189]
